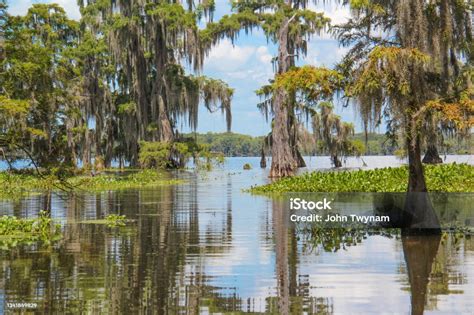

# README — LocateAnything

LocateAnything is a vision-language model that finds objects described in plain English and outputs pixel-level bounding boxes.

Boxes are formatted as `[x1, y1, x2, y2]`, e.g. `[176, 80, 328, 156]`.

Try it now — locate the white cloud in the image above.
[205, 39, 256, 72]
[311, 1, 351, 25]
[256, 46, 273, 64]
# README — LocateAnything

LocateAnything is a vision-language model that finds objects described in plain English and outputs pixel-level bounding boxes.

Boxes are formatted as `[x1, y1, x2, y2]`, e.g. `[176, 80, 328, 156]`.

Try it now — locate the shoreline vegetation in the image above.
[0, 169, 183, 199]
[250, 163, 474, 194]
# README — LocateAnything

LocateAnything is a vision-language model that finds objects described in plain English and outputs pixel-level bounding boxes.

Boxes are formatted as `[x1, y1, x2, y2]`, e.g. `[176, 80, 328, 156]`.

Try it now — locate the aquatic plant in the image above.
[105, 214, 127, 227]
[250, 163, 474, 193]
[0, 170, 183, 199]
[0, 211, 61, 249]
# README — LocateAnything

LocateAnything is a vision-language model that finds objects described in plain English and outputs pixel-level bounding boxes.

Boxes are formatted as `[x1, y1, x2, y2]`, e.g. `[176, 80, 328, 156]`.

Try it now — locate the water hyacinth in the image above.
[251, 163, 474, 193]
[0, 211, 61, 249]
[0, 170, 183, 199]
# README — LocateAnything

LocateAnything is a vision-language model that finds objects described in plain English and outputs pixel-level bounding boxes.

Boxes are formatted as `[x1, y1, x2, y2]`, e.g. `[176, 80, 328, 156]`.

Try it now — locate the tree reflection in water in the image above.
[0, 178, 471, 314]
[402, 233, 441, 315]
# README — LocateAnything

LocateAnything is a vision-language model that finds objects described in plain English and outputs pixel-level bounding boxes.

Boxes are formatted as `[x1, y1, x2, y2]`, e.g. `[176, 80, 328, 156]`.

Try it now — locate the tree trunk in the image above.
[405, 123, 441, 232]
[295, 148, 306, 168]
[158, 96, 174, 143]
[270, 17, 297, 178]
[332, 155, 342, 168]
[422, 144, 443, 164]
[130, 29, 149, 141]
[260, 147, 266, 168]
[407, 132, 428, 192]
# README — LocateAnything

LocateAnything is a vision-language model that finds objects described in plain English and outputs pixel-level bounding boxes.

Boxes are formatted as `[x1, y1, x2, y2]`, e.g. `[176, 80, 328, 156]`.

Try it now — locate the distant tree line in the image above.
[185, 132, 473, 157]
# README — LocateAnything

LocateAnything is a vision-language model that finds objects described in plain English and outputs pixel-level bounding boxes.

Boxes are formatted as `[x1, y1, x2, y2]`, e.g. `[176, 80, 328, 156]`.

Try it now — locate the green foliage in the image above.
[243, 163, 252, 170]
[69, 170, 183, 191]
[139, 142, 181, 169]
[350, 139, 365, 157]
[0, 170, 182, 199]
[312, 102, 357, 166]
[105, 214, 127, 227]
[349, 47, 430, 99]
[1, 4, 80, 166]
[250, 163, 474, 193]
[274, 66, 343, 101]
[138, 140, 225, 170]
[0, 210, 61, 249]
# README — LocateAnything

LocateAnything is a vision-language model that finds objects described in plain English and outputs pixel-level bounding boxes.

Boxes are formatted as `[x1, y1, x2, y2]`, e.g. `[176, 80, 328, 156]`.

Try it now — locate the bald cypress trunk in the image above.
[158, 96, 174, 143]
[260, 147, 267, 168]
[423, 145, 443, 164]
[130, 29, 149, 141]
[407, 131, 427, 193]
[399, 0, 434, 196]
[332, 155, 342, 168]
[295, 148, 306, 168]
[270, 16, 297, 178]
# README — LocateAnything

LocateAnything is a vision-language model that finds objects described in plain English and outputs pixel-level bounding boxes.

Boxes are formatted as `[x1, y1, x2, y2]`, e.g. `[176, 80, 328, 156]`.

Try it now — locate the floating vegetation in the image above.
[69, 170, 183, 191]
[243, 163, 252, 170]
[79, 214, 128, 227]
[250, 163, 474, 194]
[0, 170, 183, 199]
[105, 214, 127, 227]
[0, 211, 62, 249]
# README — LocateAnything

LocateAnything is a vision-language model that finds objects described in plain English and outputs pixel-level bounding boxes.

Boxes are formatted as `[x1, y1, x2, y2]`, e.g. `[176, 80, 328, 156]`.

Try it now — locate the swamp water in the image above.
[0, 156, 473, 314]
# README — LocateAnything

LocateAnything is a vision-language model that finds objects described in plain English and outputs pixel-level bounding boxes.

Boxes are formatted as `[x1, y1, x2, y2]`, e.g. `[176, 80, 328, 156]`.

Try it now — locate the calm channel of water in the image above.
[0, 156, 473, 314]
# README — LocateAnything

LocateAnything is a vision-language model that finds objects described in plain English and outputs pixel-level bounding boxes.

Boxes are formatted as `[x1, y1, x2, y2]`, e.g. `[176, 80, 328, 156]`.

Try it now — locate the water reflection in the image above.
[402, 234, 441, 315]
[0, 168, 472, 313]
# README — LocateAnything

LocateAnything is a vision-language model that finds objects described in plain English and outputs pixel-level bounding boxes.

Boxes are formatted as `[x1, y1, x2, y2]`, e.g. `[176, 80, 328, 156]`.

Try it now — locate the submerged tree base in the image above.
[250, 163, 474, 193]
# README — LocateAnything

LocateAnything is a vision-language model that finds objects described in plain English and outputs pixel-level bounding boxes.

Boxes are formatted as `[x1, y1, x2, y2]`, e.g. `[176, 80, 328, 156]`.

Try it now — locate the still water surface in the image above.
[0, 156, 473, 314]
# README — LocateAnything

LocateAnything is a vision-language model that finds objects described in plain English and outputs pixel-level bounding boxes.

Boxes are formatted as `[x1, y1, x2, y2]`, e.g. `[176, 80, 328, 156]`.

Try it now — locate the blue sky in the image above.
[7, 0, 369, 136]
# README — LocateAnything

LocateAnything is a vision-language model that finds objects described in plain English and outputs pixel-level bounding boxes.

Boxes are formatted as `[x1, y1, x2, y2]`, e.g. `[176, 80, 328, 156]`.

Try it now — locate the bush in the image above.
[138, 140, 225, 170]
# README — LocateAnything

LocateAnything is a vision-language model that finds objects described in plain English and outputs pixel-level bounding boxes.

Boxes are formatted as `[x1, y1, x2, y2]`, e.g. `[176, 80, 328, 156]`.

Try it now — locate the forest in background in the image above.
[187, 132, 473, 157]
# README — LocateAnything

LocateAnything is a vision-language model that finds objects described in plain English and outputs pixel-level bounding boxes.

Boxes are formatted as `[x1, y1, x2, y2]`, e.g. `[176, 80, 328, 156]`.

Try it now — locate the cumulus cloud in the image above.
[205, 39, 257, 72]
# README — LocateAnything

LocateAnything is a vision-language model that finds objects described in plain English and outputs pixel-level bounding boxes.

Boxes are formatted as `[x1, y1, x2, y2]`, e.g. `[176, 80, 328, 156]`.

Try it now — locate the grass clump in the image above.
[250, 163, 474, 193]
[0, 211, 62, 249]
